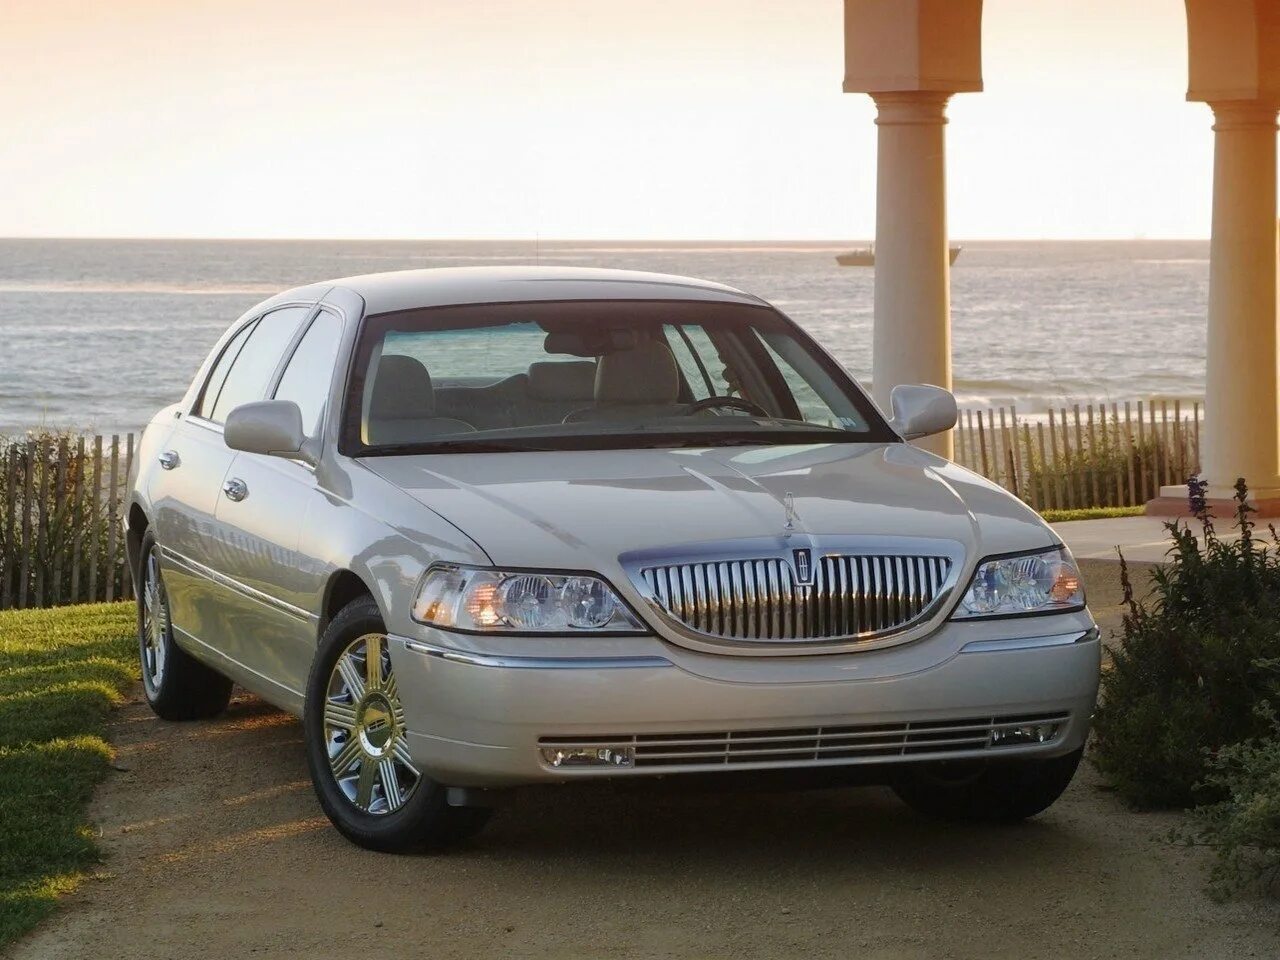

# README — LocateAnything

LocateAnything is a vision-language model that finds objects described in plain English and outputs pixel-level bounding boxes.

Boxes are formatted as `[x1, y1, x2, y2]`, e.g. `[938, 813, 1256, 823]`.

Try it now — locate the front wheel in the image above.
[303, 595, 490, 852]
[891, 747, 1084, 823]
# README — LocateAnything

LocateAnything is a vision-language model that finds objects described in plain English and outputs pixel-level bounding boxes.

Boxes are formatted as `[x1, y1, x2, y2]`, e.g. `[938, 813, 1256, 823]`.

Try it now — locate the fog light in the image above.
[990, 723, 1059, 747]
[540, 746, 635, 768]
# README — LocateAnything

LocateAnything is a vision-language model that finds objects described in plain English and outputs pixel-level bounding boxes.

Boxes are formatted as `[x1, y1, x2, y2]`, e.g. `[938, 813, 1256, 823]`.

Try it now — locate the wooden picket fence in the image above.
[0, 406, 1200, 610]
[952, 399, 1202, 511]
[0, 433, 136, 611]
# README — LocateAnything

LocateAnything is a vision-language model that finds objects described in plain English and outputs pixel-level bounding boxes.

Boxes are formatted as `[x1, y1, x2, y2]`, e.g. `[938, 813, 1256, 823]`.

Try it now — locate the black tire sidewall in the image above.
[893, 747, 1084, 823]
[135, 529, 234, 720]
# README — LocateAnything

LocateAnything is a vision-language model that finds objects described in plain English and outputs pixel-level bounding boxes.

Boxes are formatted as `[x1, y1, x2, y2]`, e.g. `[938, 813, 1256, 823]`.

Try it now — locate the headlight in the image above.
[412, 565, 645, 633]
[951, 546, 1084, 619]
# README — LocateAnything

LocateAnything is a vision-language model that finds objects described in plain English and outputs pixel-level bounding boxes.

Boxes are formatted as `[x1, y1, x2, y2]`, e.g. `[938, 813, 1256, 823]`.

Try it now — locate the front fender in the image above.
[300, 457, 490, 635]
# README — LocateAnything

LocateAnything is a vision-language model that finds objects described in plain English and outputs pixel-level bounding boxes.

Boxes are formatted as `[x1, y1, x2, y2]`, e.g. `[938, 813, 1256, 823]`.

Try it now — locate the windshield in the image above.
[341, 299, 895, 454]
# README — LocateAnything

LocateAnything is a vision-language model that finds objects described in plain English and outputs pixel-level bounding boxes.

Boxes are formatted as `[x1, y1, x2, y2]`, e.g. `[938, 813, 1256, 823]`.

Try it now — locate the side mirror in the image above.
[888, 384, 958, 441]
[224, 400, 310, 461]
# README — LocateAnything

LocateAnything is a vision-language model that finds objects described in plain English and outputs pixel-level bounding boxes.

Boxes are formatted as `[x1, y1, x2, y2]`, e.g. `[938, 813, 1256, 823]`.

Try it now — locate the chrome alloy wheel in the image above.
[323, 633, 419, 815]
[140, 551, 169, 692]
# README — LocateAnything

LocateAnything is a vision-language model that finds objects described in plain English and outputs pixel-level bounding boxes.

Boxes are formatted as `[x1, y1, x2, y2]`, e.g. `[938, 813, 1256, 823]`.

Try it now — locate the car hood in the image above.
[359, 442, 1059, 572]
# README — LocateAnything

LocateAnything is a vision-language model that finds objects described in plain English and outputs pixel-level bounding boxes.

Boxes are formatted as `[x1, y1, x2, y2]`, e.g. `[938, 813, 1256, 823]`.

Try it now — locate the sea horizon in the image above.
[0, 237, 1210, 437]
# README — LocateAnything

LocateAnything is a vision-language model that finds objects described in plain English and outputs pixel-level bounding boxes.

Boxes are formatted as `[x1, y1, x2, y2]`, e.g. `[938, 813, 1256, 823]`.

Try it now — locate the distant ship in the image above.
[836, 245, 963, 267]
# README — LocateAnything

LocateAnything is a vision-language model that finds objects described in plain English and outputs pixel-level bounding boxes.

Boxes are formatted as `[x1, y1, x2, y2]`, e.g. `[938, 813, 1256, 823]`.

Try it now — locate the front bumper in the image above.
[387, 615, 1101, 787]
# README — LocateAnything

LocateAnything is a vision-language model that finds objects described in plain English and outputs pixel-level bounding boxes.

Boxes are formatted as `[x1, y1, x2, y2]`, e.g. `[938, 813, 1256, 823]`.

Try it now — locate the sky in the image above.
[0, 0, 1212, 240]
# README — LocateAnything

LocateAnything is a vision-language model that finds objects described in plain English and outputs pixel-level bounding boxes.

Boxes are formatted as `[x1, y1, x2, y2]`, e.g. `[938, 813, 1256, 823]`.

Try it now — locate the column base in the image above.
[1146, 482, 1280, 518]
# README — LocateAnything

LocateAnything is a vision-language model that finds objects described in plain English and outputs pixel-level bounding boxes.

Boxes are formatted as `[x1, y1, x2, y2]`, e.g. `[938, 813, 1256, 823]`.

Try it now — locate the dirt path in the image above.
[8, 561, 1277, 960]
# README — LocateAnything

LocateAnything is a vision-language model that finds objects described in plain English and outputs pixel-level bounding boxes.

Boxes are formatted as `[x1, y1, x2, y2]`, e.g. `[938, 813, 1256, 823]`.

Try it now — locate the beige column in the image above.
[870, 91, 953, 457]
[1150, 1, 1280, 513]
[1200, 101, 1280, 497]
[842, 0, 982, 461]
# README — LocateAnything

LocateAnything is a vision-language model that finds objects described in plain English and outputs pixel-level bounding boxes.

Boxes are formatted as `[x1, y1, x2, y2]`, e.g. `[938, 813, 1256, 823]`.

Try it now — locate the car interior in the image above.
[363, 327, 748, 444]
[355, 306, 875, 447]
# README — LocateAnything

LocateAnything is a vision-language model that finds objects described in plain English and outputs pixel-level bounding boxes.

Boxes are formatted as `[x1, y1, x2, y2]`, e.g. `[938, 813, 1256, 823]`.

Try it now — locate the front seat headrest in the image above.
[594, 340, 680, 404]
[527, 361, 597, 401]
[370, 354, 436, 419]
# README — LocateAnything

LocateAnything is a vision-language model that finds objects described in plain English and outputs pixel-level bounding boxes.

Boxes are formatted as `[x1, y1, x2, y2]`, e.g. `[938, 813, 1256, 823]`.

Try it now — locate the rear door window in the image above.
[195, 320, 256, 421]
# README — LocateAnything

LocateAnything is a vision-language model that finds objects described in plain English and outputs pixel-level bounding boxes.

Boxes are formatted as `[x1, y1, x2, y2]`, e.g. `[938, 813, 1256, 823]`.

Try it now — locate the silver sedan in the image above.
[125, 266, 1099, 851]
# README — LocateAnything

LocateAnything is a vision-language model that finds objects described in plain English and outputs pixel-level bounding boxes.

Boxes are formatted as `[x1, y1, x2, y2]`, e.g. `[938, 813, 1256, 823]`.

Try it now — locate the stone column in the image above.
[842, 0, 983, 460]
[870, 91, 953, 457]
[1200, 101, 1280, 499]
[1149, 1, 1280, 514]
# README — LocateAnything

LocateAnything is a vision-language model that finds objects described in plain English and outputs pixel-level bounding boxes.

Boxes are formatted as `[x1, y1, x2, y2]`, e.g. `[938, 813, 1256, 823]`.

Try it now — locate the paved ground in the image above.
[1051, 513, 1236, 564]
[8, 559, 1278, 960]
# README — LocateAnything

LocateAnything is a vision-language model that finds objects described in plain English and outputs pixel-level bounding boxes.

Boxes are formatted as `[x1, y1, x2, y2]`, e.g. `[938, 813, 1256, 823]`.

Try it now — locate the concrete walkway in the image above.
[1052, 514, 1241, 564]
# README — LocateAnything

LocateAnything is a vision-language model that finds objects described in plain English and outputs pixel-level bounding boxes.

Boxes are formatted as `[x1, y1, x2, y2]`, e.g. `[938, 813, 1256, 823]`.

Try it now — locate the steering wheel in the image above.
[681, 395, 771, 418]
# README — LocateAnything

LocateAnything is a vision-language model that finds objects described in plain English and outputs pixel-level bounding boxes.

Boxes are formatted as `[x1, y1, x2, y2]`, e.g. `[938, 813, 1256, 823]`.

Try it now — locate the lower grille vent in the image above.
[539, 713, 1069, 770]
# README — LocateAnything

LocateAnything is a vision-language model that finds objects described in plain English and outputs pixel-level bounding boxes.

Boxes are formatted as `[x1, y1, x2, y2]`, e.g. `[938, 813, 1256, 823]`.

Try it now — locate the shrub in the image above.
[1186, 718, 1280, 898]
[1091, 479, 1280, 808]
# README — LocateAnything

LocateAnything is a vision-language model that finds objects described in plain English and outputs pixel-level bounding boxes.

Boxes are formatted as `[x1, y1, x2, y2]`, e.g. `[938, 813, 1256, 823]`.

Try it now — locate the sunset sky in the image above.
[2, 0, 1209, 240]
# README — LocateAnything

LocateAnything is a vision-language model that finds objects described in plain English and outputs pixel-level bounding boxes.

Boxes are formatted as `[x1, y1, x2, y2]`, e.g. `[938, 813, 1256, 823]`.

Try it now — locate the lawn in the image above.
[0, 602, 135, 948]
[1040, 506, 1146, 523]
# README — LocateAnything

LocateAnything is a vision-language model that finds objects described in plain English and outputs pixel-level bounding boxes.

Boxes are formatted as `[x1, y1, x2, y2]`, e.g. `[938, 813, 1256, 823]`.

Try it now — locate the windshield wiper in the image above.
[370, 439, 559, 455]
[654, 432, 856, 449]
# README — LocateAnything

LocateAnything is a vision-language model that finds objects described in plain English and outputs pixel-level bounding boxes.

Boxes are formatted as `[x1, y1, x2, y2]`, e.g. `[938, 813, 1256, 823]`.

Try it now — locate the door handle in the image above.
[158, 450, 180, 470]
[222, 478, 249, 502]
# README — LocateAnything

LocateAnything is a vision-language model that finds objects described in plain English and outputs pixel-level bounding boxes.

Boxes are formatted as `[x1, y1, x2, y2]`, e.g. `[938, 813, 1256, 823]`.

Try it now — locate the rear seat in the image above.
[432, 360, 597, 430]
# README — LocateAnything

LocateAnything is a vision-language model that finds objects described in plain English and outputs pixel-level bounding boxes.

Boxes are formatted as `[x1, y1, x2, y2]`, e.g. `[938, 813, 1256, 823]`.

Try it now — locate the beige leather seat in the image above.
[366, 355, 476, 444]
[527, 360, 597, 408]
[563, 340, 686, 423]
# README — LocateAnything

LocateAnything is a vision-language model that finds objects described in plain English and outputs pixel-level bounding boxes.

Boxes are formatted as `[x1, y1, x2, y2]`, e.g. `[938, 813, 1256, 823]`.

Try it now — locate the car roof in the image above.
[305, 266, 769, 315]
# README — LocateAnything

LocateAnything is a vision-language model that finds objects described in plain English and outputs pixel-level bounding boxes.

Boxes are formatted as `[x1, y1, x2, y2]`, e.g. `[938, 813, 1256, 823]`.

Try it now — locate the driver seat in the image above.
[563, 339, 686, 423]
[366, 355, 476, 443]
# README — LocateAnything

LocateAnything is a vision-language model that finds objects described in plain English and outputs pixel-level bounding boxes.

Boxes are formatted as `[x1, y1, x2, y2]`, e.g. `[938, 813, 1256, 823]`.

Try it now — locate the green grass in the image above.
[0, 602, 135, 948]
[1039, 506, 1147, 523]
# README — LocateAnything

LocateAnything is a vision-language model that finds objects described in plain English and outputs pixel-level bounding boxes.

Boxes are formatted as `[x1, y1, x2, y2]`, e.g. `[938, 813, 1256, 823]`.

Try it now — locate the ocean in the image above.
[0, 238, 1209, 437]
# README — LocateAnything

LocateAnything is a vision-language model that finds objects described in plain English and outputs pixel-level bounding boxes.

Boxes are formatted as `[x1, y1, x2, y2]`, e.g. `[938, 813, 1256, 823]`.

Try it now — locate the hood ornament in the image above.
[783, 491, 798, 537]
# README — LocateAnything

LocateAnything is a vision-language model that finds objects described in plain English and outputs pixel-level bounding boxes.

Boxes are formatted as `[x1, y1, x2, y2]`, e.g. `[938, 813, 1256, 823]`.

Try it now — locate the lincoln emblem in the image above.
[793, 548, 813, 585]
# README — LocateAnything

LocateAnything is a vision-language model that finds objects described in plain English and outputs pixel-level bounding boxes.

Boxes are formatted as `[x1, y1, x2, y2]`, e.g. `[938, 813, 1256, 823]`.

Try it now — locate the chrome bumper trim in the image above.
[398, 637, 674, 670]
[959, 628, 1098, 654]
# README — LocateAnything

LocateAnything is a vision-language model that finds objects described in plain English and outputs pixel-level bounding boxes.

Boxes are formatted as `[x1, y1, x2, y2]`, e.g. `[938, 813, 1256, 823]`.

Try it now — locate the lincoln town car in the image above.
[125, 267, 1099, 851]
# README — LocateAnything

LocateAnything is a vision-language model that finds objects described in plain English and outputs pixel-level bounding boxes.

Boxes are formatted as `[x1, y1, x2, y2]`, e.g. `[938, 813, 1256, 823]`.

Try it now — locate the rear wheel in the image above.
[891, 747, 1084, 823]
[137, 531, 233, 721]
[303, 595, 490, 852]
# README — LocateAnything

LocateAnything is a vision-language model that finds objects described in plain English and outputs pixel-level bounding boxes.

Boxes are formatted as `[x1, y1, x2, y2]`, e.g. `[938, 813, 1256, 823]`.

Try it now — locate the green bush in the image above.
[1187, 718, 1280, 898]
[1092, 479, 1280, 808]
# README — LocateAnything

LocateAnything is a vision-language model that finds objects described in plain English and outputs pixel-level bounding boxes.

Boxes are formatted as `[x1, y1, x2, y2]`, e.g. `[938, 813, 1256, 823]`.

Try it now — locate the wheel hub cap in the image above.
[356, 692, 395, 756]
[323, 633, 420, 816]
[141, 551, 168, 691]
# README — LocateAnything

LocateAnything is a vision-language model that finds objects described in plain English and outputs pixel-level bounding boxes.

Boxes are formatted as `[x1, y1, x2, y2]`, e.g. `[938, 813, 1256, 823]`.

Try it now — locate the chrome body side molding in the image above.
[398, 636, 673, 670]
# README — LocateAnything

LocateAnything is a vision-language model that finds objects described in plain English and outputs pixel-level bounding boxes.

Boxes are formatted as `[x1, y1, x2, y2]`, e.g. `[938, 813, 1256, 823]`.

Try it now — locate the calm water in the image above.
[0, 238, 1208, 436]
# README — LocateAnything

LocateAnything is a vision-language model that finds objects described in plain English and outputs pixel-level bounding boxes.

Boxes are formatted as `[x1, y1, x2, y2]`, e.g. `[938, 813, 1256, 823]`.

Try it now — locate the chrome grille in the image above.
[538, 713, 1070, 770]
[637, 553, 953, 642]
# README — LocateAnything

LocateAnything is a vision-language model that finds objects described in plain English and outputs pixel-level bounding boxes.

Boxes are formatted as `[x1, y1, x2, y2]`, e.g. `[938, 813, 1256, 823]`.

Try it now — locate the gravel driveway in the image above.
[8, 561, 1277, 960]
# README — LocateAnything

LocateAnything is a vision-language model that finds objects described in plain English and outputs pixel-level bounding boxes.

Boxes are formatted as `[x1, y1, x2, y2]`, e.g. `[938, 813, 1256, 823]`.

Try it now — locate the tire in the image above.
[136, 530, 234, 721]
[891, 747, 1084, 823]
[303, 594, 491, 853]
